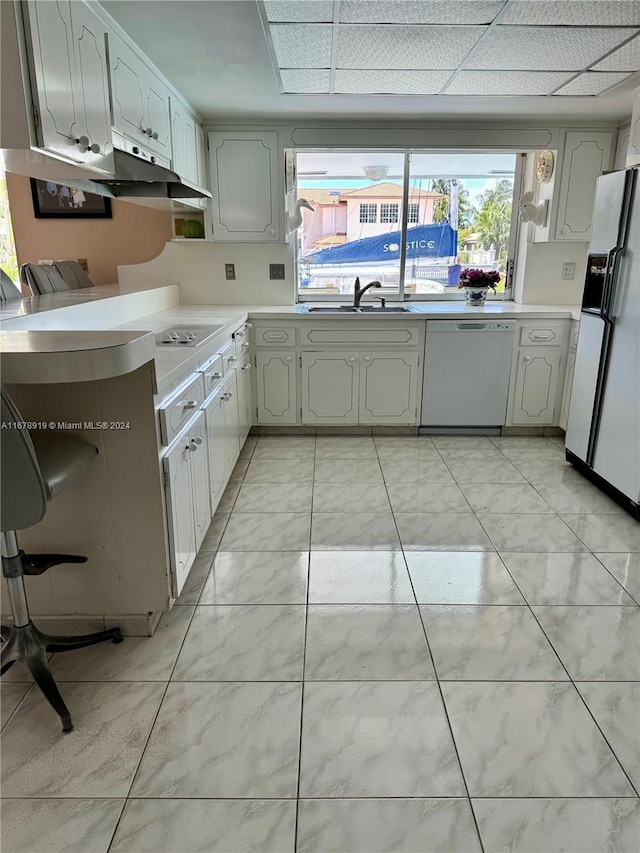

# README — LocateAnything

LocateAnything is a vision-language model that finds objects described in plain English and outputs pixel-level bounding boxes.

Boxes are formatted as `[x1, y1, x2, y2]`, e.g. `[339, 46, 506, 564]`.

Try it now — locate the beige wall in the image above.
[6, 172, 172, 286]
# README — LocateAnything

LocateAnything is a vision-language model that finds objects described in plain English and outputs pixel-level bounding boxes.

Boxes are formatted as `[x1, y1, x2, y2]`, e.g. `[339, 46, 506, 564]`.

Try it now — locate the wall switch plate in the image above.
[269, 263, 285, 280]
[562, 262, 576, 280]
[225, 263, 236, 280]
[77, 258, 89, 272]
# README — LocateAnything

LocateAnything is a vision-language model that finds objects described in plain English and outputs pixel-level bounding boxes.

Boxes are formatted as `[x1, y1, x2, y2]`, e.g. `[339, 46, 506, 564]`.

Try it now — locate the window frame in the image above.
[380, 202, 399, 224]
[358, 202, 378, 224]
[407, 202, 420, 224]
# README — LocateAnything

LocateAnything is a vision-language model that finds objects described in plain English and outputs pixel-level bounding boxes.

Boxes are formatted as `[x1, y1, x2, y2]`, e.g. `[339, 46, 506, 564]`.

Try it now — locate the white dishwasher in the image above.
[421, 320, 515, 429]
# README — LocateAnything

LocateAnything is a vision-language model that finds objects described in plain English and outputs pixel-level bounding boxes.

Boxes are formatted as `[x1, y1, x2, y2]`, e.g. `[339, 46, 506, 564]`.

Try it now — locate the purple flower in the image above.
[458, 268, 501, 290]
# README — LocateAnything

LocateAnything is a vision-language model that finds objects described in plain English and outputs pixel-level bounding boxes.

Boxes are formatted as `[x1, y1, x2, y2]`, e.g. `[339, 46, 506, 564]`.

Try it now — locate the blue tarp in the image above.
[304, 224, 457, 265]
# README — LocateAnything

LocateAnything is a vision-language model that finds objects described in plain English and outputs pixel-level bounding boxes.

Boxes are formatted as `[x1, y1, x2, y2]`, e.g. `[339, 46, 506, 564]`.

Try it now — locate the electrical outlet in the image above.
[77, 258, 89, 272]
[562, 262, 576, 281]
[225, 263, 236, 281]
[269, 263, 285, 280]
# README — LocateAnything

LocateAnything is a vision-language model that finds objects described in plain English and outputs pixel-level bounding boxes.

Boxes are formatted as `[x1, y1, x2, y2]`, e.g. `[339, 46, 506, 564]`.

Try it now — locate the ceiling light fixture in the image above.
[363, 165, 389, 181]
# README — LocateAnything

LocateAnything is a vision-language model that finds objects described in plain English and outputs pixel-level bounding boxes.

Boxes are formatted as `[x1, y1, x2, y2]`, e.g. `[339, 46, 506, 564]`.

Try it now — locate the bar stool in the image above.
[19, 264, 70, 296]
[1, 388, 122, 732]
[52, 260, 94, 289]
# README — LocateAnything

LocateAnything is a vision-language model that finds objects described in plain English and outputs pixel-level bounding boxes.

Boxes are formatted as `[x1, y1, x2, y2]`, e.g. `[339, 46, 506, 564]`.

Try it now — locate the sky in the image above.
[297, 178, 508, 206]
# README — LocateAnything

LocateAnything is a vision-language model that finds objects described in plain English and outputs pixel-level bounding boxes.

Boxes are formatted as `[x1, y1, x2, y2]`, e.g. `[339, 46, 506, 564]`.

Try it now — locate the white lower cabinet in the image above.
[510, 349, 563, 426]
[302, 351, 359, 425]
[163, 410, 209, 596]
[203, 386, 228, 515]
[222, 371, 240, 474]
[236, 358, 253, 446]
[359, 351, 419, 424]
[256, 350, 297, 424]
[559, 320, 579, 432]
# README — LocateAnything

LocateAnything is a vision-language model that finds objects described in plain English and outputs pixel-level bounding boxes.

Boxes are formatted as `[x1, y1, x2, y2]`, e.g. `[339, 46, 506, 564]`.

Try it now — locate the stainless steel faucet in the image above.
[353, 277, 382, 308]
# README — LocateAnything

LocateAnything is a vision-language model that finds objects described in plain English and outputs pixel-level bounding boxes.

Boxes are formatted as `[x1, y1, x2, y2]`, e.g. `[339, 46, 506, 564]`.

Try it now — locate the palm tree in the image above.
[429, 179, 474, 228]
[475, 180, 513, 266]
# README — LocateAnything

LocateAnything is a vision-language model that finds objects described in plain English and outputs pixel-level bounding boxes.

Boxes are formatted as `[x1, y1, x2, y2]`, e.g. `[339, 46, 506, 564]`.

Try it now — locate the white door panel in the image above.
[302, 352, 359, 424]
[566, 313, 605, 460]
[163, 436, 195, 597]
[360, 352, 418, 424]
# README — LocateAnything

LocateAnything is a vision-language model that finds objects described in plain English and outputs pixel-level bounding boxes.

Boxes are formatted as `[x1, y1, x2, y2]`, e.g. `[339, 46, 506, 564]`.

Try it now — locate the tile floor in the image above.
[1, 434, 639, 852]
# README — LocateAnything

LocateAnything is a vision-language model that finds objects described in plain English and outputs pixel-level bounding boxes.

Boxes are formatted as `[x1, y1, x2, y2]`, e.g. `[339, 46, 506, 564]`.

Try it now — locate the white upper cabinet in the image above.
[108, 30, 171, 159]
[554, 131, 614, 242]
[170, 98, 198, 184]
[627, 93, 640, 168]
[209, 131, 281, 241]
[24, 0, 112, 170]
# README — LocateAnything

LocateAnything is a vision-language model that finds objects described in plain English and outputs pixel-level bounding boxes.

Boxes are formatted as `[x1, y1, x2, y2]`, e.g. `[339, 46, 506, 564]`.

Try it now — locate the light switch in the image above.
[225, 263, 236, 280]
[562, 262, 576, 280]
[269, 263, 285, 280]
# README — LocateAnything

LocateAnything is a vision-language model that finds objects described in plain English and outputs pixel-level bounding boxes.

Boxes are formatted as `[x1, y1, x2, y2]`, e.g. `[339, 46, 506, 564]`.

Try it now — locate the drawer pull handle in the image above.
[349, 357, 356, 363]
[188, 436, 203, 452]
[285, 356, 292, 362]
[242, 341, 250, 348]
[235, 330, 244, 338]
[228, 355, 237, 362]
[209, 372, 223, 379]
[242, 364, 252, 371]
[245, 323, 253, 329]
[182, 400, 199, 409]
[364, 356, 371, 362]
[523, 356, 534, 364]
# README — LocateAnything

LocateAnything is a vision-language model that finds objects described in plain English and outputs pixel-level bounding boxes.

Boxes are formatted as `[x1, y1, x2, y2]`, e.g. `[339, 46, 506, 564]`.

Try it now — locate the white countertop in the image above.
[0, 283, 580, 387]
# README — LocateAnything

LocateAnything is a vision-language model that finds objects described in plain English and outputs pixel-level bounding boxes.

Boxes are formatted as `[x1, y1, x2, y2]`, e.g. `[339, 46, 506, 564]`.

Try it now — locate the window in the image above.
[359, 203, 377, 223]
[380, 203, 399, 224]
[295, 150, 519, 301]
[0, 161, 19, 285]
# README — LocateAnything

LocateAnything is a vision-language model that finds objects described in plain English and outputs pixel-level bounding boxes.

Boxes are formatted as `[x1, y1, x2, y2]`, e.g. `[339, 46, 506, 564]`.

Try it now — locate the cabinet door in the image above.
[163, 435, 196, 596]
[108, 33, 147, 145]
[237, 361, 253, 446]
[555, 132, 614, 241]
[359, 351, 419, 425]
[222, 372, 240, 473]
[511, 349, 562, 426]
[24, 1, 81, 162]
[559, 350, 576, 432]
[209, 131, 280, 240]
[256, 350, 297, 425]
[144, 74, 171, 158]
[70, 1, 112, 169]
[188, 411, 210, 551]
[195, 123, 207, 188]
[204, 388, 228, 514]
[301, 352, 359, 425]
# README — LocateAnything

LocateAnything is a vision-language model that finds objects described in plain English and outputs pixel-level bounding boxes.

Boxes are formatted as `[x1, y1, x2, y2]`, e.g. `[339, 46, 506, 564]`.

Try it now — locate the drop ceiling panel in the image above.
[280, 69, 331, 93]
[445, 70, 573, 95]
[264, 1, 334, 23]
[270, 23, 333, 67]
[335, 68, 453, 94]
[339, 0, 504, 25]
[336, 25, 486, 69]
[592, 34, 640, 70]
[554, 71, 633, 95]
[499, 0, 640, 26]
[470, 26, 638, 70]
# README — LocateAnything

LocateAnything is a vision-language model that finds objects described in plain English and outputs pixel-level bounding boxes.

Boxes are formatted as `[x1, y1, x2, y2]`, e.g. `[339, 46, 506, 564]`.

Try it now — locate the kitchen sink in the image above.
[306, 305, 411, 313]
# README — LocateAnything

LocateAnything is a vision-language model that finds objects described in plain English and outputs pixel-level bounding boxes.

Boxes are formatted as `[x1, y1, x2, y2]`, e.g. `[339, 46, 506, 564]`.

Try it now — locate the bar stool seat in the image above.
[1, 388, 122, 732]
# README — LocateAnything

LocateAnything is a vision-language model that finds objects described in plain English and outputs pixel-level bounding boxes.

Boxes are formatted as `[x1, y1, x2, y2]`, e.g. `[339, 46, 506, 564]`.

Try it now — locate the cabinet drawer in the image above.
[219, 341, 239, 374]
[199, 354, 224, 397]
[159, 374, 205, 445]
[518, 324, 566, 347]
[255, 326, 295, 346]
[300, 325, 421, 346]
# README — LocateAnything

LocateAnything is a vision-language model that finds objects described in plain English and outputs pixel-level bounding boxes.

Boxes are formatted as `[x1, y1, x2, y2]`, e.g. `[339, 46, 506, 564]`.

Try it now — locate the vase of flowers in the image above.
[458, 268, 501, 306]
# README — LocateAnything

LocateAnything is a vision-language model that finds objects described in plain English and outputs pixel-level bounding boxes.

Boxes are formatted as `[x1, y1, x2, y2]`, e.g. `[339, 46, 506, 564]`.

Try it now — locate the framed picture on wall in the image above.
[30, 179, 112, 219]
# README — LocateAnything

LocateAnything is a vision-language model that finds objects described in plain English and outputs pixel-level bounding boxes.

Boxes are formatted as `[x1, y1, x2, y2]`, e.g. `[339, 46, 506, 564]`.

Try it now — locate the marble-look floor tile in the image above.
[215, 480, 241, 514]
[252, 441, 316, 461]
[460, 483, 552, 514]
[173, 605, 305, 681]
[110, 799, 296, 853]
[315, 437, 377, 460]
[219, 513, 310, 551]
[314, 458, 383, 483]
[596, 553, 640, 602]
[441, 681, 635, 797]
[1, 681, 164, 797]
[379, 456, 455, 483]
[1, 683, 30, 729]
[446, 458, 526, 484]
[174, 552, 213, 604]
[511, 458, 585, 485]
[578, 682, 640, 790]
[375, 446, 442, 465]
[386, 482, 471, 513]
[49, 605, 194, 681]
[537, 482, 625, 514]
[433, 436, 498, 453]
[406, 552, 524, 604]
[199, 513, 229, 552]
[299, 681, 465, 797]
[308, 551, 413, 604]
[420, 605, 566, 680]
[297, 798, 481, 853]
[200, 551, 308, 604]
[501, 552, 635, 605]
[437, 447, 505, 464]
[477, 513, 587, 552]
[131, 682, 301, 798]
[374, 436, 436, 452]
[562, 514, 640, 552]
[311, 512, 400, 550]
[244, 458, 315, 483]
[532, 606, 640, 680]
[489, 436, 563, 457]
[395, 513, 495, 551]
[305, 605, 435, 680]
[313, 481, 390, 513]
[473, 798, 640, 853]
[0, 798, 125, 853]
[233, 482, 313, 512]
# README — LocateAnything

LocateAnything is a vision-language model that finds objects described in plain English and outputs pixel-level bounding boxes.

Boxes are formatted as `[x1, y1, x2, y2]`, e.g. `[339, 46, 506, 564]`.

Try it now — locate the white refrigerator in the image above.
[565, 167, 640, 519]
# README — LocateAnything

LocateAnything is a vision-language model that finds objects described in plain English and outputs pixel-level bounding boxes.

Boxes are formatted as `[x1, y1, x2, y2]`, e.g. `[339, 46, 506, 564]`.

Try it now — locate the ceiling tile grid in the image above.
[262, 1, 640, 97]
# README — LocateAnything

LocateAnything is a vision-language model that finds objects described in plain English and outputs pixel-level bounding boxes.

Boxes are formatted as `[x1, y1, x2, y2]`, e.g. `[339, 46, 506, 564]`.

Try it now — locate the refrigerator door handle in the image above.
[601, 247, 622, 322]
